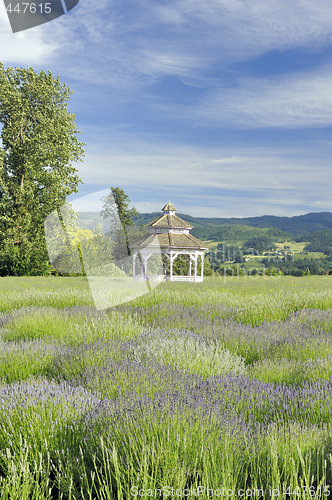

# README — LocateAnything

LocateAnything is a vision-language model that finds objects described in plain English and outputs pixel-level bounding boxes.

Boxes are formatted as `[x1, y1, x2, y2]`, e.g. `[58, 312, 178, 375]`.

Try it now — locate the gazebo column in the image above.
[170, 250, 173, 281]
[189, 254, 192, 276]
[143, 253, 146, 280]
[142, 252, 152, 280]
[194, 251, 198, 282]
[140, 253, 144, 278]
[163, 253, 167, 280]
[201, 253, 204, 278]
[163, 252, 170, 281]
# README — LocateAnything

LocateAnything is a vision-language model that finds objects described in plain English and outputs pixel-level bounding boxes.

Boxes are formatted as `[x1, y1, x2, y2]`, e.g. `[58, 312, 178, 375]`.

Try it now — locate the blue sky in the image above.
[1, 0, 332, 217]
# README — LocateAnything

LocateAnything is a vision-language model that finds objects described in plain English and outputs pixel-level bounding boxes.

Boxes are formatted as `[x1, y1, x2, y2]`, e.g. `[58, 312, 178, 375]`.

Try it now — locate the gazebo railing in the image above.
[171, 276, 203, 282]
[133, 275, 203, 282]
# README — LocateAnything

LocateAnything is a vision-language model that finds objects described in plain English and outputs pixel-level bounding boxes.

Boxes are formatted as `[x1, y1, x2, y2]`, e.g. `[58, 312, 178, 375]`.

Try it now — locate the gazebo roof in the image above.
[130, 201, 208, 252]
[162, 201, 177, 212]
[129, 232, 208, 250]
[145, 214, 193, 229]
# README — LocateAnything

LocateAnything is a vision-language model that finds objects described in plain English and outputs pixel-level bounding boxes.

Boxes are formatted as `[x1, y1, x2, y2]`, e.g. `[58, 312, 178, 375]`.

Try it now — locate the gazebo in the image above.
[130, 201, 208, 282]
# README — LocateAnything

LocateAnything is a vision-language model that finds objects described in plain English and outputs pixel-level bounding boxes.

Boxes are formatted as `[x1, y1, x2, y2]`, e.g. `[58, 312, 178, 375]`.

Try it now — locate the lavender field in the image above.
[1, 275, 332, 499]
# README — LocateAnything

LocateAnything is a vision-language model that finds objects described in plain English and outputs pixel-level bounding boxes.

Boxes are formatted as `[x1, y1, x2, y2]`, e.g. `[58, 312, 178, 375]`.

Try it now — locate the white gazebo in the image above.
[130, 201, 208, 282]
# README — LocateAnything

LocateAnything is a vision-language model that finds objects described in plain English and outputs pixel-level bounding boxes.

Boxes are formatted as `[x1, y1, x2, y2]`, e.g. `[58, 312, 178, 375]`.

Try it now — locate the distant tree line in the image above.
[242, 236, 277, 254]
[260, 257, 331, 276]
[210, 243, 332, 276]
[296, 230, 332, 255]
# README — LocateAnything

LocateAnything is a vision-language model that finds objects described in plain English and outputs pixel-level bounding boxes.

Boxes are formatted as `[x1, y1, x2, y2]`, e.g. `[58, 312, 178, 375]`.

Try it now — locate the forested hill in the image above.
[77, 210, 332, 243]
[132, 211, 332, 238]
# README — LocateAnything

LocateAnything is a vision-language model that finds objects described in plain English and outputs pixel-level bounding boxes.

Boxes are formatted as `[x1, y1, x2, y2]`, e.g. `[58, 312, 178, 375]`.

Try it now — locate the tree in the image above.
[100, 187, 139, 261]
[51, 224, 113, 277]
[0, 64, 85, 276]
[202, 255, 214, 276]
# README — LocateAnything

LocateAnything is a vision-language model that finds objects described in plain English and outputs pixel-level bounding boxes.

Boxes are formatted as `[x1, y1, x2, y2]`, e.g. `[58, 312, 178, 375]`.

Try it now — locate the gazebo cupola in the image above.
[162, 201, 176, 215]
[130, 201, 208, 282]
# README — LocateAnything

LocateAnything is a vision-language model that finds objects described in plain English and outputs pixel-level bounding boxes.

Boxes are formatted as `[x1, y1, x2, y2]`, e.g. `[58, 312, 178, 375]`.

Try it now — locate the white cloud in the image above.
[69, 188, 110, 212]
[0, 1, 61, 64]
[162, 65, 332, 128]
[75, 149, 321, 191]
[151, 0, 332, 62]
[43, 0, 332, 130]
[67, 132, 332, 217]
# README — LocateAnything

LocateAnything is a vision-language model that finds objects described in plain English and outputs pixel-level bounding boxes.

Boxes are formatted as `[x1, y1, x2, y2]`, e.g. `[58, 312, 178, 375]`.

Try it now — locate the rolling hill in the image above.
[77, 211, 332, 244]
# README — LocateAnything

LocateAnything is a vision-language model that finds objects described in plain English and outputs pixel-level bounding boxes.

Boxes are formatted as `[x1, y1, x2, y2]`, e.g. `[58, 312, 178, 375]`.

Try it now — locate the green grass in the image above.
[294, 252, 326, 260]
[132, 333, 247, 377]
[248, 356, 332, 386]
[1, 308, 142, 345]
[275, 241, 307, 253]
[0, 277, 93, 313]
[0, 340, 59, 384]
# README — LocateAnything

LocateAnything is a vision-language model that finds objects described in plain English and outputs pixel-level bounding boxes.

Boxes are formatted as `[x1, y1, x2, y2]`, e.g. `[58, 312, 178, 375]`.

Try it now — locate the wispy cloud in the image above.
[30, 0, 332, 131]
[4, 0, 332, 107]
[77, 148, 328, 191]
[12, 0, 331, 88]
[171, 65, 332, 128]
[68, 130, 332, 217]
[151, 0, 332, 61]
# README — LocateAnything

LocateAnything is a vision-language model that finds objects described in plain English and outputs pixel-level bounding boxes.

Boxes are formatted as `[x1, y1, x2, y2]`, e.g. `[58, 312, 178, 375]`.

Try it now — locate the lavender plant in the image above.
[131, 329, 247, 377]
[1, 276, 332, 498]
[0, 339, 67, 384]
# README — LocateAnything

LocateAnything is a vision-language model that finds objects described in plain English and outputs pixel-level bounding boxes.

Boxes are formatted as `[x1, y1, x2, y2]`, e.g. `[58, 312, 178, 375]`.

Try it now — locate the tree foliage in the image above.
[0, 64, 85, 275]
[100, 187, 139, 261]
[242, 236, 276, 254]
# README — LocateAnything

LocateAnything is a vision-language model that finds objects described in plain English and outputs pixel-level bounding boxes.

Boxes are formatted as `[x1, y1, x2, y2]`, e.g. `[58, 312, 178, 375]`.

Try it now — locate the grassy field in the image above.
[275, 242, 308, 253]
[1, 275, 332, 499]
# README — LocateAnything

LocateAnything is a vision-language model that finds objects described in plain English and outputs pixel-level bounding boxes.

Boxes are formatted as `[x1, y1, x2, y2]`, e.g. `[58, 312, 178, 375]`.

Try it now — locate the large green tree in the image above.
[100, 187, 140, 261]
[0, 64, 85, 276]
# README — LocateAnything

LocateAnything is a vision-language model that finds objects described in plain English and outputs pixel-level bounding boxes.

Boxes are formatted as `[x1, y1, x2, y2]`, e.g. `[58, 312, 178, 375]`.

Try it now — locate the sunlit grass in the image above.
[1, 307, 143, 345]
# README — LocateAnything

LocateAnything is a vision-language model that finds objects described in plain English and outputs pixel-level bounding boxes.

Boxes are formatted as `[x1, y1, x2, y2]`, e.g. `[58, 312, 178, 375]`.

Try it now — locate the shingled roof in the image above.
[145, 214, 193, 229]
[129, 232, 208, 250]
[130, 201, 208, 251]
[162, 201, 177, 212]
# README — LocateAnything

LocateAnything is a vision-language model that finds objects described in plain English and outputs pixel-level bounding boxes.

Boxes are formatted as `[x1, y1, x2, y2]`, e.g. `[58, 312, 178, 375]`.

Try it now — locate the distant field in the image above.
[295, 252, 326, 260]
[275, 241, 308, 253]
[206, 239, 307, 253]
[203, 240, 219, 249]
